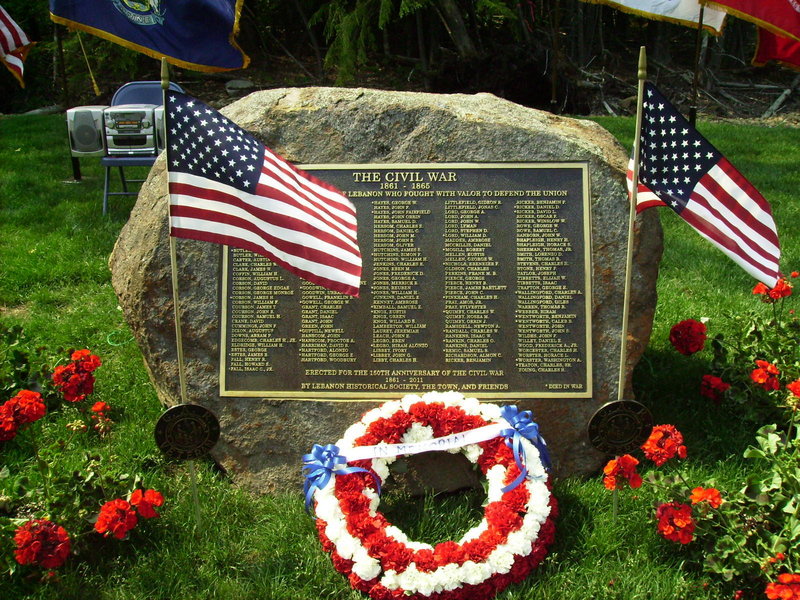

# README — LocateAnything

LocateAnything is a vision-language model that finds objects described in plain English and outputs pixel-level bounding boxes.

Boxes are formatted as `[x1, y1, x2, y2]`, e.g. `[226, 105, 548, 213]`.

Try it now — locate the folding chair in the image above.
[101, 80, 184, 215]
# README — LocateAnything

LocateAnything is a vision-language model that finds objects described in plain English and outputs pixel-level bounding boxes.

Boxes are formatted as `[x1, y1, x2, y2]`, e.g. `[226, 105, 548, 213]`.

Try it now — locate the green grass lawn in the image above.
[0, 111, 798, 599]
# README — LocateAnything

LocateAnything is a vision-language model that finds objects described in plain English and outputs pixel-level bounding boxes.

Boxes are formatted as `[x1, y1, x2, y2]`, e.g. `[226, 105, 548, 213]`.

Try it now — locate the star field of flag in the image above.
[168, 93, 263, 193]
[629, 81, 781, 287]
[638, 84, 719, 212]
[165, 90, 362, 296]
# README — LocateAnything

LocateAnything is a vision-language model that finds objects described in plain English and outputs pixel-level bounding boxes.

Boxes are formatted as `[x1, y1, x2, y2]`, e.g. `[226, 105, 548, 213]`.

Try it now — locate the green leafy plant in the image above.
[0, 345, 163, 580]
[703, 421, 800, 586]
[607, 274, 800, 598]
[706, 274, 800, 424]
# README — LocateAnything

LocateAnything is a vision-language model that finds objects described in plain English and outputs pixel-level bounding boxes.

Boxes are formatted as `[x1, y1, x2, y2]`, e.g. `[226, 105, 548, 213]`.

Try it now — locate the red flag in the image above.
[703, 0, 800, 42]
[627, 83, 781, 286]
[754, 28, 800, 71]
[0, 4, 33, 87]
[166, 91, 362, 297]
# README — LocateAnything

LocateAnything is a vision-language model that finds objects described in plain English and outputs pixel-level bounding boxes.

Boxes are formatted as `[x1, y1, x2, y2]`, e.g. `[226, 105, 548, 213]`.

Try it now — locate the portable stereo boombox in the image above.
[66, 104, 167, 158]
[103, 104, 158, 156]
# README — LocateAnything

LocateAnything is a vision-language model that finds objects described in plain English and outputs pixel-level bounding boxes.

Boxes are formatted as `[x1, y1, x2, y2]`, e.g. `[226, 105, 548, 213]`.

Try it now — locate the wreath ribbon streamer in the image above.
[499, 405, 551, 493]
[303, 403, 551, 504]
[302, 443, 380, 511]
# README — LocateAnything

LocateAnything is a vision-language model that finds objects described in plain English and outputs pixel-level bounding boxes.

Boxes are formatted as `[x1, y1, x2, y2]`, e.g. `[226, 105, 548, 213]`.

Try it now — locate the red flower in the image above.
[755, 279, 793, 303]
[655, 502, 695, 544]
[751, 360, 781, 391]
[787, 380, 800, 398]
[10, 390, 47, 425]
[13, 519, 71, 569]
[768, 552, 786, 565]
[0, 401, 20, 442]
[754, 282, 770, 295]
[0, 390, 46, 442]
[669, 319, 707, 355]
[91, 401, 111, 415]
[766, 573, 800, 600]
[602, 454, 642, 490]
[690, 487, 722, 509]
[52, 350, 101, 403]
[769, 279, 793, 300]
[95, 498, 138, 539]
[641, 425, 687, 467]
[71, 349, 102, 371]
[700, 375, 730, 405]
[130, 488, 164, 519]
[792, 271, 799, 279]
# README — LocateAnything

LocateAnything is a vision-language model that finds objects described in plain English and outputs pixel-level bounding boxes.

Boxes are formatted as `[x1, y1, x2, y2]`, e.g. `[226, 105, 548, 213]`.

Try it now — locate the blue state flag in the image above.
[50, 0, 249, 72]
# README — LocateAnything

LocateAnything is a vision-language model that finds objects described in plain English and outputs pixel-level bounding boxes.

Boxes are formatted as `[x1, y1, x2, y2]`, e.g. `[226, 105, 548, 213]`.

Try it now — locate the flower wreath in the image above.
[302, 391, 558, 600]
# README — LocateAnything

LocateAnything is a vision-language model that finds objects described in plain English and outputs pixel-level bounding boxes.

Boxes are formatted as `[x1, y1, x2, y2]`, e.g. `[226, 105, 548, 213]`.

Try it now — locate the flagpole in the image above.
[161, 57, 189, 407]
[617, 46, 646, 404]
[690, 4, 706, 126]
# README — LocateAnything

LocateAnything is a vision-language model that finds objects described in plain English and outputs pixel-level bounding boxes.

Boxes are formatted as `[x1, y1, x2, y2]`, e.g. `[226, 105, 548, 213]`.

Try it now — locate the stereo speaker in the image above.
[66, 106, 108, 157]
[154, 105, 166, 153]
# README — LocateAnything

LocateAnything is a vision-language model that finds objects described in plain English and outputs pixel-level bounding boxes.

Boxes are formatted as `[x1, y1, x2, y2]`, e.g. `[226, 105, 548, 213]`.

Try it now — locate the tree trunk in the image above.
[433, 0, 478, 59]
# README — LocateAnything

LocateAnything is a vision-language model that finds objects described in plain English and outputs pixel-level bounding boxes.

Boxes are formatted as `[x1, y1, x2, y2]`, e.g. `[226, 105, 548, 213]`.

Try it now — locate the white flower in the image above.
[314, 394, 555, 598]
[486, 548, 515, 574]
[351, 548, 381, 581]
[402, 422, 434, 444]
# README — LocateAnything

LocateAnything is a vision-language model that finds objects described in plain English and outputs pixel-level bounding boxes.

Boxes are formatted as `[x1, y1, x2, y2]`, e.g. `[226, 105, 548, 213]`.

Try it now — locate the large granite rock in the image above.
[109, 87, 662, 493]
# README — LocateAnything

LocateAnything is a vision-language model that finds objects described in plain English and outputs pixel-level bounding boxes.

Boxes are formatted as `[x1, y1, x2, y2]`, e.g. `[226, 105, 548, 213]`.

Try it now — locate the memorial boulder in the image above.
[109, 87, 662, 493]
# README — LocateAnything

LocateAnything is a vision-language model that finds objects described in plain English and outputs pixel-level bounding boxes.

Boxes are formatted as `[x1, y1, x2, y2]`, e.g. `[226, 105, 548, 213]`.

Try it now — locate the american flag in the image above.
[166, 91, 362, 297]
[628, 83, 781, 287]
[0, 4, 32, 87]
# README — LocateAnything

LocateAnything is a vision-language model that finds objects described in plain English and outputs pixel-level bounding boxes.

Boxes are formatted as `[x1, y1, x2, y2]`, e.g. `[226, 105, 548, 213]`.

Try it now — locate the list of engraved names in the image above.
[221, 164, 592, 399]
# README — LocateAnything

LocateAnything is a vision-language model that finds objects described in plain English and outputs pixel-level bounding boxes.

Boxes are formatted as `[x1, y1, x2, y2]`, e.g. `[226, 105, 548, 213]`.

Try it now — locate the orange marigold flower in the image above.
[602, 454, 642, 490]
[641, 424, 687, 467]
[690, 486, 722, 509]
[655, 502, 695, 544]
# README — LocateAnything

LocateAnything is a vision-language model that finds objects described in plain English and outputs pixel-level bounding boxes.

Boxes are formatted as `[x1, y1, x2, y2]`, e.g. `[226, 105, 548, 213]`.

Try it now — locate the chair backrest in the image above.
[111, 80, 184, 106]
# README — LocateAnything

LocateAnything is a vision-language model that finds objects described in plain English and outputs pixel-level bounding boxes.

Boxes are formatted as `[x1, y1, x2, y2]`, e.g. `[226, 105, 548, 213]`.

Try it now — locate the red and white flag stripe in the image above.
[1, 5, 31, 86]
[628, 160, 781, 286]
[170, 166, 362, 296]
[0, 5, 29, 53]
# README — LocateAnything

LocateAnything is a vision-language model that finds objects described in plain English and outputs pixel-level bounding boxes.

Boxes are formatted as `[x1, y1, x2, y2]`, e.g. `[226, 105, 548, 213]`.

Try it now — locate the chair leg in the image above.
[117, 166, 128, 192]
[103, 166, 111, 215]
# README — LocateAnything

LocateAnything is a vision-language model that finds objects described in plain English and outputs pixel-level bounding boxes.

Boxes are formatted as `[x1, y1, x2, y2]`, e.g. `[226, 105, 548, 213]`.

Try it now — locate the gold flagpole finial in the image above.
[161, 56, 169, 91]
[638, 45, 647, 82]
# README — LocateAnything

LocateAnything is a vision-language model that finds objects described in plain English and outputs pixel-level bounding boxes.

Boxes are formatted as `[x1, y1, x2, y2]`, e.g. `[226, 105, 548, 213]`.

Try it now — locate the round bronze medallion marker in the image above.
[154, 404, 220, 460]
[587, 400, 654, 456]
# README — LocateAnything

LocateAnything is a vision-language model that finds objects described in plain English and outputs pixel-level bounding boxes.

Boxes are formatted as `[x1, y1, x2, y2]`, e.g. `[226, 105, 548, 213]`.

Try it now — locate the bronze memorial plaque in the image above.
[220, 163, 592, 400]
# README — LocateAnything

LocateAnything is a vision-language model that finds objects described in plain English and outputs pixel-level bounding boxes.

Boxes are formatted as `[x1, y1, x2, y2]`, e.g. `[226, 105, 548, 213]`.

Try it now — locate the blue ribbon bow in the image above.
[302, 443, 381, 512]
[499, 405, 551, 493]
